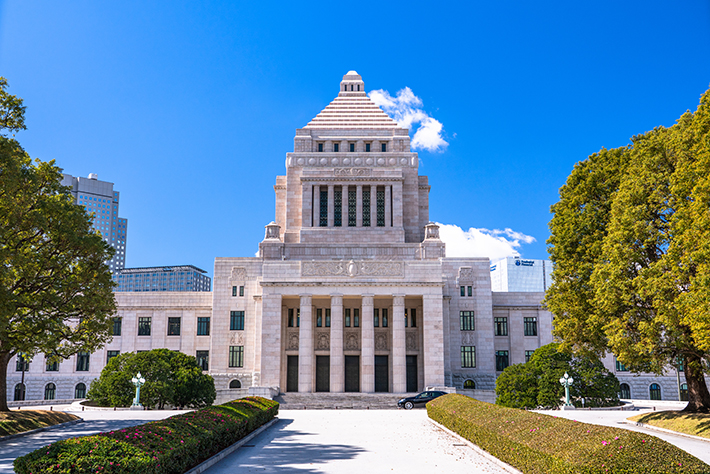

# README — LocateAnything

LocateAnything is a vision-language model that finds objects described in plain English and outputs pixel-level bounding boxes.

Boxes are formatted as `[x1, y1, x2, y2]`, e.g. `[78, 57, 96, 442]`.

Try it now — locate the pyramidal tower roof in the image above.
[304, 71, 399, 129]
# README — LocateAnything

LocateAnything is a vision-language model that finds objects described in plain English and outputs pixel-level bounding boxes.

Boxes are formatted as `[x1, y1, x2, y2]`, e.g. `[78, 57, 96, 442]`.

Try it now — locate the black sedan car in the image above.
[397, 390, 447, 409]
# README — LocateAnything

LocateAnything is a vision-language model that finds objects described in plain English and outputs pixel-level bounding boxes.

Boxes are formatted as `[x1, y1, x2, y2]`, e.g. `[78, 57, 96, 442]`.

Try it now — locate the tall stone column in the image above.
[301, 183, 311, 228]
[392, 295, 406, 392]
[298, 294, 313, 392]
[370, 185, 377, 228]
[356, 185, 363, 227]
[313, 185, 321, 227]
[330, 294, 344, 392]
[385, 185, 392, 228]
[423, 294, 445, 388]
[393, 181, 403, 228]
[361, 295, 375, 392]
[327, 185, 334, 227]
[259, 292, 282, 388]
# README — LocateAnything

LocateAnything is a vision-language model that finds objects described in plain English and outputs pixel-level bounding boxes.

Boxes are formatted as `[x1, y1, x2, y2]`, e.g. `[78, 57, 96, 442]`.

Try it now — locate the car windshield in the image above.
[416, 392, 429, 398]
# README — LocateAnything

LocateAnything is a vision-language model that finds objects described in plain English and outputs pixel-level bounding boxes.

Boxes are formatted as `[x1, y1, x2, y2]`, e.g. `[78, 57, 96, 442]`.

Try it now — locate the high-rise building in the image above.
[490, 257, 554, 292]
[114, 265, 211, 292]
[61, 173, 128, 273]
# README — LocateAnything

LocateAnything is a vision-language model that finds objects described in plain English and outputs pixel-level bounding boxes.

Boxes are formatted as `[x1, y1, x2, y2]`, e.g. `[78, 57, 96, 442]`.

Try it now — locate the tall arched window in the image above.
[229, 379, 241, 389]
[680, 383, 688, 401]
[650, 383, 662, 400]
[44, 383, 56, 400]
[463, 379, 475, 389]
[619, 383, 631, 399]
[14, 383, 25, 401]
[75, 383, 87, 399]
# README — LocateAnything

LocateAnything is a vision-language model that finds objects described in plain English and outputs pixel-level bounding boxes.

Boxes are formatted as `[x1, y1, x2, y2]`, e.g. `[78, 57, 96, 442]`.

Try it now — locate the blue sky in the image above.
[1, 1, 709, 277]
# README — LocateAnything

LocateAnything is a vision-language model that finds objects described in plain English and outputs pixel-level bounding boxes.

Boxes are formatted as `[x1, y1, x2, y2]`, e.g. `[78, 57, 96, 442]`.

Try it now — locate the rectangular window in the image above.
[76, 352, 90, 371]
[318, 143, 323, 152]
[197, 317, 211, 336]
[316, 308, 323, 327]
[460, 286, 466, 297]
[365, 143, 371, 152]
[107, 350, 120, 364]
[616, 359, 629, 372]
[524, 317, 538, 336]
[495, 350, 509, 371]
[461, 346, 476, 368]
[325, 308, 331, 327]
[410, 308, 416, 328]
[239, 286, 244, 297]
[381, 142, 387, 152]
[354, 308, 360, 327]
[288, 308, 294, 327]
[525, 350, 535, 363]
[467, 286, 472, 297]
[320, 190, 328, 227]
[111, 317, 122, 336]
[168, 317, 181, 336]
[229, 346, 244, 368]
[46, 357, 59, 371]
[494, 317, 508, 336]
[334, 188, 342, 227]
[196, 350, 209, 371]
[348, 188, 357, 226]
[362, 186, 371, 227]
[230, 311, 245, 330]
[382, 308, 388, 328]
[460, 311, 475, 331]
[405, 308, 408, 328]
[138, 317, 152, 336]
[232, 286, 238, 297]
[374, 308, 380, 327]
[376, 188, 385, 227]
[333, 143, 339, 152]
[349, 142, 355, 152]
[345, 308, 351, 327]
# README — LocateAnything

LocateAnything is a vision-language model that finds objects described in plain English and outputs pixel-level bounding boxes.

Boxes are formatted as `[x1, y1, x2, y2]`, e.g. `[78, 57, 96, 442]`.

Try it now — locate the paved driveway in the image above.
[203, 409, 510, 474]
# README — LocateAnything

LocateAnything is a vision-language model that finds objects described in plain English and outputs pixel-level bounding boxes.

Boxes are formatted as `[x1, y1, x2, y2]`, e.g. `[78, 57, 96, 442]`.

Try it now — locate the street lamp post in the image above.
[559, 372, 576, 410]
[130, 372, 146, 410]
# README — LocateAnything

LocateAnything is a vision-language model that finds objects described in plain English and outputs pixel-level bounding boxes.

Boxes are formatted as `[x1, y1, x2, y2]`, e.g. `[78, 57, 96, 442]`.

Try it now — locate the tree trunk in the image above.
[682, 354, 710, 413]
[0, 351, 12, 412]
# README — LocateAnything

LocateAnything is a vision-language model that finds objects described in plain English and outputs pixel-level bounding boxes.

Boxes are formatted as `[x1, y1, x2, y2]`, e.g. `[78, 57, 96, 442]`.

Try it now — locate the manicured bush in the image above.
[428, 394, 709, 474]
[14, 396, 278, 474]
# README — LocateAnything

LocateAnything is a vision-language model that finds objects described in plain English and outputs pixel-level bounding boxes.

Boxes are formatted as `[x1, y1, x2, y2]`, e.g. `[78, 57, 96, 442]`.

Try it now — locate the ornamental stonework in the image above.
[316, 332, 330, 350]
[334, 168, 371, 177]
[461, 332, 475, 345]
[375, 333, 388, 351]
[344, 331, 360, 350]
[458, 267, 473, 283]
[406, 332, 417, 351]
[230, 267, 247, 282]
[301, 260, 404, 278]
[230, 332, 245, 345]
[287, 331, 299, 350]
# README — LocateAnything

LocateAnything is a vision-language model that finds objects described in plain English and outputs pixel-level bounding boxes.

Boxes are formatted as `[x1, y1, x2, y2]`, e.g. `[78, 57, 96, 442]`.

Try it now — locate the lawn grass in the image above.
[628, 411, 710, 439]
[0, 410, 79, 437]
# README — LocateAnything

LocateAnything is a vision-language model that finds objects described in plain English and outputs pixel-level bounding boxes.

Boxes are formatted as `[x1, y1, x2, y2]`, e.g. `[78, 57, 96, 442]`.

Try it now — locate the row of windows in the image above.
[232, 285, 245, 297]
[458, 313, 538, 337]
[115, 314, 244, 337]
[460, 286, 473, 297]
[13, 382, 87, 401]
[196, 348, 245, 370]
[317, 142, 387, 152]
[16, 353, 91, 372]
[285, 308, 418, 328]
[618, 383, 684, 401]
[317, 185, 388, 228]
[459, 348, 531, 371]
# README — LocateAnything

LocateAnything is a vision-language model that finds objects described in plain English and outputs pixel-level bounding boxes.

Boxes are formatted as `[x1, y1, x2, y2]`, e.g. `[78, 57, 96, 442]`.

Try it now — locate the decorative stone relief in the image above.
[301, 260, 404, 278]
[287, 331, 299, 350]
[334, 168, 371, 177]
[344, 332, 360, 350]
[375, 333, 388, 351]
[230, 332, 245, 345]
[230, 267, 247, 281]
[316, 333, 330, 350]
[461, 332, 475, 345]
[406, 332, 417, 351]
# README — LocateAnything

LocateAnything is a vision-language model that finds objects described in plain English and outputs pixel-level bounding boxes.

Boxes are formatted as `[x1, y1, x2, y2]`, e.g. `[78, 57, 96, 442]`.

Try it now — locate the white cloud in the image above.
[369, 87, 448, 153]
[436, 223, 536, 260]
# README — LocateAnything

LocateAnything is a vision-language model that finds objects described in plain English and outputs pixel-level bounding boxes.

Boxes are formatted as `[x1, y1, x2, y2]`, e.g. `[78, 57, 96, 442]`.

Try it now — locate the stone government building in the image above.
[6, 72, 688, 404]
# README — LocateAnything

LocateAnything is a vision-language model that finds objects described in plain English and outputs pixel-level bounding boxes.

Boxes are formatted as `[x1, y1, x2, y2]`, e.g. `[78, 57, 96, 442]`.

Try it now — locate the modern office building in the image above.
[61, 173, 128, 273]
[6, 72, 697, 404]
[114, 265, 211, 292]
[490, 257, 554, 292]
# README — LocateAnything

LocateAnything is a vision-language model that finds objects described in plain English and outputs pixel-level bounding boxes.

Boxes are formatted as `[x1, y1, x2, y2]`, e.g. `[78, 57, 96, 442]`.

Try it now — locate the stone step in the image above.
[274, 392, 418, 410]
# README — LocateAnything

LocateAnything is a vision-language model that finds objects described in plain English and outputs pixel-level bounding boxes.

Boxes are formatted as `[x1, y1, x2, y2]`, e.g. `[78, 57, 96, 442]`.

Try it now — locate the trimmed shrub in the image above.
[428, 394, 709, 474]
[14, 396, 278, 474]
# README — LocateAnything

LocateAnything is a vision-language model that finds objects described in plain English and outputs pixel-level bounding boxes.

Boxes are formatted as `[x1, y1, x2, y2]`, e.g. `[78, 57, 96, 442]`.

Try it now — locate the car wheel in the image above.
[404, 401, 414, 410]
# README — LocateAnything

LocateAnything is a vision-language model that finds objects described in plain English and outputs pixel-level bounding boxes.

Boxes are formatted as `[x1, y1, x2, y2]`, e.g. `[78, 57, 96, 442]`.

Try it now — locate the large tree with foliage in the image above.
[547, 86, 710, 412]
[87, 349, 216, 409]
[496, 343, 620, 409]
[0, 77, 116, 411]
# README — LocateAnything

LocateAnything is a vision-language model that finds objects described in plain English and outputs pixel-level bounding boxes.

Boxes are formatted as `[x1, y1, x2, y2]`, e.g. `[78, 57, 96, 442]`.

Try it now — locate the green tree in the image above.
[0, 77, 116, 411]
[547, 87, 710, 412]
[495, 343, 619, 409]
[87, 349, 216, 409]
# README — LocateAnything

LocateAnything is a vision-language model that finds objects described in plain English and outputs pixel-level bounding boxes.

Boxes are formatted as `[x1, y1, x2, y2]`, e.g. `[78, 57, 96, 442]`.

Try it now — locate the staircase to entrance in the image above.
[274, 392, 416, 409]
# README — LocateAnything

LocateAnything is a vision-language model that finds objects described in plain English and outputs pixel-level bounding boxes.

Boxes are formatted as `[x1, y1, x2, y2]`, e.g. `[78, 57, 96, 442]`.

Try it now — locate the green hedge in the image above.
[427, 394, 710, 474]
[14, 396, 278, 474]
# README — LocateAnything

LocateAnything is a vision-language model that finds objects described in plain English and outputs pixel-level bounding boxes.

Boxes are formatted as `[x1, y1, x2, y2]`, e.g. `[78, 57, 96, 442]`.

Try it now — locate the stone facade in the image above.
[6, 71, 692, 403]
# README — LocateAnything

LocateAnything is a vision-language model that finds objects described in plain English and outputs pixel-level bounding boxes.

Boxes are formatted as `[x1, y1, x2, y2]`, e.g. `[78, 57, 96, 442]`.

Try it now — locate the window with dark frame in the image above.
[334, 188, 343, 226]
[382, 308, 388, 327]
[348, 188, 357, 226]
[350, 143, 355, 152]
[318, 143, 323, 152]
[44, 383, 56, 400]
[15, 355, 29, 372]
[316, 308, 323, 327]
[376, 188, 385, 226]
[229, 346, 244, 368]
[320, 190, 328, 226]
[230, 311, 245, 330]
[410, 308, 416, 328]
[524, 317, 537, 336]
[494, 317, 508, 336]
[138, 317, 152, 336]
[232, 286, 238, 297]
[239, 286, 244, 297]
[354, 308, 360, 327]
[168, 317, 181, 336]
[345, 308, 351, 327]
[460, 311, 475, 331]
[467, 286, 472, 297]
[196, 350, 209, 371]
[615, 359, 629, 372]
[381, 142, 387, 152]
[112, 317, 122, 336]
[325, 308, 331, 327]
[460, 286, 466, 297]
[75, 383, 87, 399]
[362, 186, 371, 227]
[107, 350, 120, 364]
[76, 351, 90, 371]
[334, 143, 339, 152]
[46, 357, 59, 372]
[525, 350, 535, 363]
[365, 143, 371, 152]
[495, 350, 509, 371]
[374, 308, 380, 327]
[197, 317, 210, 336]
[461, 346, 476, 368]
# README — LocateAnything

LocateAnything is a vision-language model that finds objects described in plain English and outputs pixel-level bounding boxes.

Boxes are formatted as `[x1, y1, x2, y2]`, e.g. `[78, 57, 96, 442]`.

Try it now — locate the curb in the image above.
[619, 420, 710, 443]
[184, 417, 279, 474]
[428, 418, 523, 474]
[0, 418, 84, 443]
